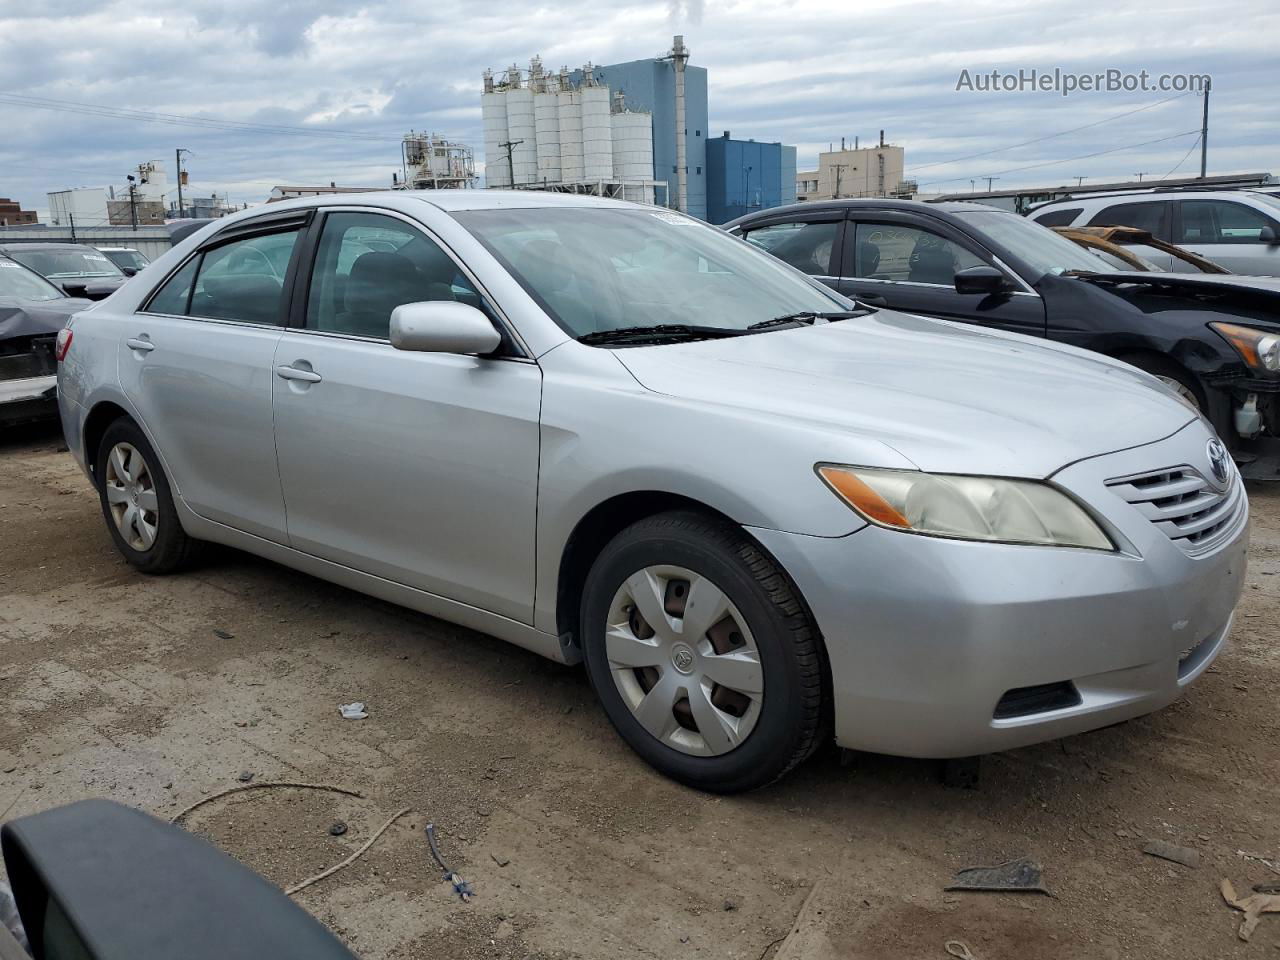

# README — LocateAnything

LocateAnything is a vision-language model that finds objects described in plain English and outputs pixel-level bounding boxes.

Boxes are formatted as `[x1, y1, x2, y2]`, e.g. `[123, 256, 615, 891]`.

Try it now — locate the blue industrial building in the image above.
[705, 133, 798, 225]
[573, 54, 709, 220]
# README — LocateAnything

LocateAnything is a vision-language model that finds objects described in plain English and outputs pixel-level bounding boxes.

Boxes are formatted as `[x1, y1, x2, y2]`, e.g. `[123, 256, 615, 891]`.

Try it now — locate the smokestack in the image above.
[841, 136, 845, 150]
[670, 35, 689, 213]
[879, 129, 884, 147]
[855, 136, 859, 150]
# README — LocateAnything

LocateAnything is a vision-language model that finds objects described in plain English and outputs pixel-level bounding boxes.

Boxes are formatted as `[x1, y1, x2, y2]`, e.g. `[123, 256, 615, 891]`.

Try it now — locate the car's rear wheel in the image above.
[581, 511, 825, 792]
[96, 419, 200, 574]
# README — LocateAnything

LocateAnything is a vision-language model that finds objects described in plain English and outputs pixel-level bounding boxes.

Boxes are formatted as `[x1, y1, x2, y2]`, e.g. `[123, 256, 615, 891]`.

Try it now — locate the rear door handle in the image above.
[275, 364, 323, 383]
[125, 337, 155, 353]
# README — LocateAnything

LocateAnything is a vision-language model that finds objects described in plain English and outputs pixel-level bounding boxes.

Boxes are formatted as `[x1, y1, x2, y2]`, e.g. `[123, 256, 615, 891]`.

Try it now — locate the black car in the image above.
[0, 256, 89, 426]
[725, 199, 1280, 446]
[0, 242, 127, 299]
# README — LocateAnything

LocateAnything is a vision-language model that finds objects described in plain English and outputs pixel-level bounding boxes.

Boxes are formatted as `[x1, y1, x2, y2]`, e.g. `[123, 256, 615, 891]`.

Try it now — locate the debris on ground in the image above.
[286, 807, 413, 896]
[1254, 882, 1280, 895]
[212, 629, 234, 639]
[236, 770, 254, 783]
[945, 857, 1049, 895]
[329, 821, 348, 836]
[1220, 878, 1280, 941]
[945, 941, 978, 959]
[490, 853, 510, 867]
[1238, 850, 1280, 875]
[426, 823, 474, 902]
[1142, 840, 1201, 868]
[339, 702, 368, 720]
[170, 781, 364, 825]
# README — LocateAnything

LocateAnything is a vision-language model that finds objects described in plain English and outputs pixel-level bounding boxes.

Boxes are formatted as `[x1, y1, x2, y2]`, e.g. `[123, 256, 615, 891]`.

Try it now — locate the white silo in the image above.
[481, 71, 510, 188]
[580, 76, 613, 183]
[534, 82, 561, 185]
[557, 83, 583, 183]
[612, 110, 654, 205]
[505, 83, 538, 187]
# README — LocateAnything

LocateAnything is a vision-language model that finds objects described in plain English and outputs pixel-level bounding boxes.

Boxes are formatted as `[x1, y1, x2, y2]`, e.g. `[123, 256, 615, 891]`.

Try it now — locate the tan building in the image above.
[797, 142, 906, 201]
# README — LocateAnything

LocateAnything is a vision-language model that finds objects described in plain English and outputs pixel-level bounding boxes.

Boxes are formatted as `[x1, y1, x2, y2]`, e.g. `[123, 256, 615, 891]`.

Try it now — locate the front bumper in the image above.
[753, 420, 1249, 758]
[0, 374, 57, 424]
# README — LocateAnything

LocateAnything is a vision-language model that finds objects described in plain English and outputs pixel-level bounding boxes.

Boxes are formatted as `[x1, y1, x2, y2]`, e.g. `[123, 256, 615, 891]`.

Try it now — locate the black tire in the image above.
[1122, 354, 1207, 412]
[580, 510, 825, 793]
[95, 418, 201, 574]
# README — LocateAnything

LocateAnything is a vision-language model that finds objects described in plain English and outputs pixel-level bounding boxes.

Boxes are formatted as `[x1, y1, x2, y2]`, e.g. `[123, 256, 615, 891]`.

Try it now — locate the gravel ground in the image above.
[1, 421, 1278, 960]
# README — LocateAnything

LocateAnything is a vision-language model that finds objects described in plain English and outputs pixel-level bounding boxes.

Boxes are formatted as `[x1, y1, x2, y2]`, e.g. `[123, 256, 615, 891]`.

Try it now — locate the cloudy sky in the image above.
[1, 0, 1277, 217]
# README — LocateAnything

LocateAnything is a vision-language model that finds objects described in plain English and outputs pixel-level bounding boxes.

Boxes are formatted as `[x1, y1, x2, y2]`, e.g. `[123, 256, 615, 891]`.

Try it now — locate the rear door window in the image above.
[143, 257, 199, 315]
[1088, 201, 1169, 237]
[188, 229, 302, 325]
[1177, 200, 1276, 244]
[846, 222, 985, 284]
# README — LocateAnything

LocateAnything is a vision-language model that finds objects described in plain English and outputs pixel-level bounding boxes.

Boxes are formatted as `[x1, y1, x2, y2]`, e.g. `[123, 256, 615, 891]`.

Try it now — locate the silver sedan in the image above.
[56, 191, 1248, 792]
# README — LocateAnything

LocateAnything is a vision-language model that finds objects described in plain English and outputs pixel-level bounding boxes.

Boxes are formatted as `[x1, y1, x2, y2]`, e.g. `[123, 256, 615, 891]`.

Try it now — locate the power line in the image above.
[1161, 134, 1202, 180]
[906, 91, 1193, 175]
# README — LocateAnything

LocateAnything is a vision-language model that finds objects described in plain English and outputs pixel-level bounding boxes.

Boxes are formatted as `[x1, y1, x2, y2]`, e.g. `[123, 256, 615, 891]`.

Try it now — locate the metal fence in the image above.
[0, 225, 173, 260]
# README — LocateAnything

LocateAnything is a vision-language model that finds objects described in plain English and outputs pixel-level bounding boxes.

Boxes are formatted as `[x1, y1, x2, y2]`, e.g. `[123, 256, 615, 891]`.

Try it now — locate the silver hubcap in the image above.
[605, 565, 763, 757]
[1157, 375, 1200, 411]
[104, 442, 159, 551]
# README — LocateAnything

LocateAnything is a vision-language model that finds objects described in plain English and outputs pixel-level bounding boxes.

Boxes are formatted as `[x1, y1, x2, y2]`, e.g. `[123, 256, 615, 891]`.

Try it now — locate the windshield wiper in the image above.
[747, 309, 872, 331]
[577, 324, 746, 346]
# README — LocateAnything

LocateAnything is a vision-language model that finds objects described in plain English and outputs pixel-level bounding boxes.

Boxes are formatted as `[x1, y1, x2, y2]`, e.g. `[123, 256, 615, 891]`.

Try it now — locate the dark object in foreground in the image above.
[945, 857, 1050, 894]
[0, 798, 357, 960]
[1142, 839, 1201, 868]
[941, 756, 981, 789]
[425, 823, 474, 902]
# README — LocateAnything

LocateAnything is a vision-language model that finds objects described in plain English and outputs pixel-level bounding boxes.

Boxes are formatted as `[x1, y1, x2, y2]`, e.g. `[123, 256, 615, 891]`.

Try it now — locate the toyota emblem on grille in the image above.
[1207, 438, 1230, 486]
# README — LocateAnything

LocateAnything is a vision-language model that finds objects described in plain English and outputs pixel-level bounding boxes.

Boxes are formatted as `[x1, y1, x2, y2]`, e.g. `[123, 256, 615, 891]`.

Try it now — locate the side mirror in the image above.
[954, 265, 1009, 295]
[121, 266, 139, 277]
[390, 301, 501, 355]
[1259, 225, 1279, 245]
[1, 799, 356, 960]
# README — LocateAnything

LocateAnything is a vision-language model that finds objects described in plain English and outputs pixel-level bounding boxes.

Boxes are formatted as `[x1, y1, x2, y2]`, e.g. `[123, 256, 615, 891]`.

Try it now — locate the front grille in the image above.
[0, 335, 55, 382]
[994, 681, 1082, 719]
[1107, 464, 1244, 554]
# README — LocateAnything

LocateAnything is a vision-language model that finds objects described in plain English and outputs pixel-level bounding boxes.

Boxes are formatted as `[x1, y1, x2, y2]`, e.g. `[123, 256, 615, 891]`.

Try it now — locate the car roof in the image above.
[1036, 189, 1273, 209]
[723, 198, 1008, 230]
[0, 242, 104, 251]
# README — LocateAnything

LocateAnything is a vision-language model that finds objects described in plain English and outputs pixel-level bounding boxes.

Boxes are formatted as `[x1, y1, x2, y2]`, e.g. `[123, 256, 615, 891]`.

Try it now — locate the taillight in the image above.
[55, 327, 73, 361]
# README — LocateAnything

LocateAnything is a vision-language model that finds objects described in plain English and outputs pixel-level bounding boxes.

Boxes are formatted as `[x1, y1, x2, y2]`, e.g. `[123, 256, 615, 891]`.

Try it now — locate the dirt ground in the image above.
[1, 421, 1278, 960]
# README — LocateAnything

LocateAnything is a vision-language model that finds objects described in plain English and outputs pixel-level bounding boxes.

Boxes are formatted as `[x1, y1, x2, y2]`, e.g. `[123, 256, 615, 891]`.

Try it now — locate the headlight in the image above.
[1211, 322, 1280, 374]
[817, 465, 1114, 550]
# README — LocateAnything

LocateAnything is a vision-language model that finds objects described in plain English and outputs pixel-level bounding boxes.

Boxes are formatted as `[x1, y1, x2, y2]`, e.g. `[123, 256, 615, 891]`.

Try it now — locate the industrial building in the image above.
[397, 132, 477, 190]
[482, 37, 705, 217]
[0, 198, 37, 225]
[705, 133, 797, 224]
[796, 137, 907, 201]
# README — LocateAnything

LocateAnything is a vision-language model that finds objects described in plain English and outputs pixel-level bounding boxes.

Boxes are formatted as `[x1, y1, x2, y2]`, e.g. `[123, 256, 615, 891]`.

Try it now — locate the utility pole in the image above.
[175, 148, 191, 217]
[499, 139, 523, 188]
[1074, 176, 1086, 187]
[984, 176, 1000, 192]
[832, 163, 848, 199]
[127, 175, 138, 228]
[970, 179, 975, 193]
[1199, 79, 1211, 179]
[1133, 172, 1147, 182]
[68, 212, 76, 243]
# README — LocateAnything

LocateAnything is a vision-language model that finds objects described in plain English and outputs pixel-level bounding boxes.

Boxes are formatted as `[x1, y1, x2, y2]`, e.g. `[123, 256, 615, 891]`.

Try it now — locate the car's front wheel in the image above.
[95, 418, 200, 574]
[581, 511, 826, 792]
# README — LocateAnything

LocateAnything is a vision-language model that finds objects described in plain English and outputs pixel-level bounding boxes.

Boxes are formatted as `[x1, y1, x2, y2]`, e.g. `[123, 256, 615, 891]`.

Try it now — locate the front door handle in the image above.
[125, 336, 155, 353]
[275, 364, 323, 383]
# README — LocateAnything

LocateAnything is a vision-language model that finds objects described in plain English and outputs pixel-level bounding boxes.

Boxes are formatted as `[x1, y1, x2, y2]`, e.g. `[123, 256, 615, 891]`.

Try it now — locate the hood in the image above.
[1078, 271, 1280, 324]
[613, 310, 1196, 478]
[0, 296, 90, 341]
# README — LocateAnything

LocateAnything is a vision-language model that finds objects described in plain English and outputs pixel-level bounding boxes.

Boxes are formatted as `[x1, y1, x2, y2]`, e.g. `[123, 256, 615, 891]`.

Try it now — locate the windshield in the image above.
[101, 249, 149, 271]
[452, 207, 847, 337]
[8, 247, 125, 279]
[0, 259, 65, 300]
[954, 210, 1107, 278]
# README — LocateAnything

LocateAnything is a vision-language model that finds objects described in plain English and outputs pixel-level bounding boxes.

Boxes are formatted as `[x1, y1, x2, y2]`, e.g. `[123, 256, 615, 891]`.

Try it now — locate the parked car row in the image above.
[726, 199, 1280, 445]
[53, 191, 1248, 792]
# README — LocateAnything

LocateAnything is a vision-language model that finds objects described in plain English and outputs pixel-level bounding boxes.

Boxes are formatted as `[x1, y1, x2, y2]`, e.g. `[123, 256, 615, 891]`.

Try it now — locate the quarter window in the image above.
[848, 223, 985, 283]
[1178, 200, 1276, 244]
[305, 212, 484, 339]
[188, 229, 302, 325]
[742, 220, 839, 276]
[144, 257, 199, 315]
